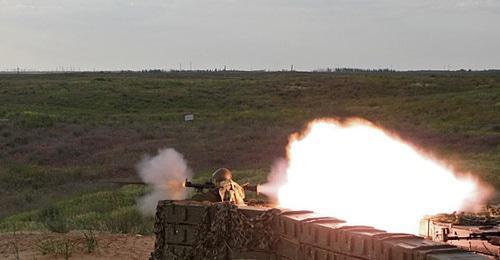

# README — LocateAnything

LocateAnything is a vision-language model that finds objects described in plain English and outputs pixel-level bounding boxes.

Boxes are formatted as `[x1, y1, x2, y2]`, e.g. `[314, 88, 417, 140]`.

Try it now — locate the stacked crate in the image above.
[152, 200, 206, 259]
[277, 210, 487, 260]
[151, 200, 278, 259]
[151, 201, 490, 260]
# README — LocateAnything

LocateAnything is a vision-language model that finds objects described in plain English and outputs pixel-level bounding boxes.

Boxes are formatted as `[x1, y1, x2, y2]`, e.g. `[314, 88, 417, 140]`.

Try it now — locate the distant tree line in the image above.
[313, 67, 396, 73]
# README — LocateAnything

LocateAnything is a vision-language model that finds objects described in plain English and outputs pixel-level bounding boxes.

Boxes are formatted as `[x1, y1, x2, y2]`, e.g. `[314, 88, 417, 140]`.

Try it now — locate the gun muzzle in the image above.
[244, 184, 259, 194]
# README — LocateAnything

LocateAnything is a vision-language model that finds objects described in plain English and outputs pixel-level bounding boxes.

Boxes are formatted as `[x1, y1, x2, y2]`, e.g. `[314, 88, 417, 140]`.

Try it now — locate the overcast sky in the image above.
[1, 0, 499, 71]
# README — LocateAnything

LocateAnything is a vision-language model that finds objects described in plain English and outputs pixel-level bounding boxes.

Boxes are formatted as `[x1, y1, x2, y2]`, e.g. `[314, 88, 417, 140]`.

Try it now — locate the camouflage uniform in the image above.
[217, 179, 246, 205]
[191, 168, 246, 205]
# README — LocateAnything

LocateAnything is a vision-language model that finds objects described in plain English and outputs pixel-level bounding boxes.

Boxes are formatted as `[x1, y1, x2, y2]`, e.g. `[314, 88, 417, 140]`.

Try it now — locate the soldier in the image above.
[191, 168, 247, 205]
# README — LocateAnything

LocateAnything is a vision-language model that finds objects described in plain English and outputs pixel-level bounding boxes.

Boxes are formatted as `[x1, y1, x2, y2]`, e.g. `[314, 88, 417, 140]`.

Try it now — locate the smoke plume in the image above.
[258, 158, 288, 202]
[136, 148, 192, 216]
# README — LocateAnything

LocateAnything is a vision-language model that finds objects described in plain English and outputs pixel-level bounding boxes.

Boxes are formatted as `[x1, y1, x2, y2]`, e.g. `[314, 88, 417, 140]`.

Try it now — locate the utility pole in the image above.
[291, 64, 294, 72]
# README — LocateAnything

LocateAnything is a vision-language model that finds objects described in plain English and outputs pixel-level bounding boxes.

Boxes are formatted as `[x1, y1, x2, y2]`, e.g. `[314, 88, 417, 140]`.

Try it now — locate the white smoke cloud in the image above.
[136, 148, 192, 216]
[258, 158, 288, 203]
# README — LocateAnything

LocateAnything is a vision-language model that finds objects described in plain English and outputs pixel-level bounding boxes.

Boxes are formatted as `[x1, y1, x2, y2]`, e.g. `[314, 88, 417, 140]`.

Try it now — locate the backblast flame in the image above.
[269, 118, 487, 234]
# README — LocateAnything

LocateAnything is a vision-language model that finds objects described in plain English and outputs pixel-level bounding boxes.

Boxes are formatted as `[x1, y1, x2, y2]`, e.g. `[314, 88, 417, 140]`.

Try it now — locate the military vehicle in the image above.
[420, 211, 500, 258]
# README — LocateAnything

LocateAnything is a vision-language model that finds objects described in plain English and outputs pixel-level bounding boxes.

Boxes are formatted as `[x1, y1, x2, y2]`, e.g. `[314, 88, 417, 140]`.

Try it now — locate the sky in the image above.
[0, 0, 499, 71]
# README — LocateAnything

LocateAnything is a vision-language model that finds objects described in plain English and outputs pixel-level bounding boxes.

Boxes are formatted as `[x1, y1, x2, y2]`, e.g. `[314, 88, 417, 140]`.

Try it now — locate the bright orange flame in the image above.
[274, 118, 484, 234]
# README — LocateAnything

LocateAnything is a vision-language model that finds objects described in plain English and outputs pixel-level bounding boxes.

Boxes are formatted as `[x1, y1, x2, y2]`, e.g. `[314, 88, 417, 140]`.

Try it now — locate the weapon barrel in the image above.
[184, 179, 260, 193]
[244, 184, 259, 193]
[107, 180, 147, 185]
[446, 231, 500, 243]
[184, 179, 216, 191]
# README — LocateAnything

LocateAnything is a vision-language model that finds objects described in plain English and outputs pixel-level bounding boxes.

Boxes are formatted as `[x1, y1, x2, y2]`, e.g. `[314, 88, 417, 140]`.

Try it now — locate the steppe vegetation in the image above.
[1, 71, 499, 233]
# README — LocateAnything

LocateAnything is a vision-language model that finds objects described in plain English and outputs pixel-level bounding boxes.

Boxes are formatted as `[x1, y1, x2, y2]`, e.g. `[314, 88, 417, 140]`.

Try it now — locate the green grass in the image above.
[0, 170, 266, 234]
[0, 71, 498, 233]
[0, 185, 153, 234]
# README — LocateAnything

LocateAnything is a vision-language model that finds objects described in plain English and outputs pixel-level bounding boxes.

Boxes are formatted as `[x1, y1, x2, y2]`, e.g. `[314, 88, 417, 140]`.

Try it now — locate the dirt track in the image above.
[0, 231, 154, 259]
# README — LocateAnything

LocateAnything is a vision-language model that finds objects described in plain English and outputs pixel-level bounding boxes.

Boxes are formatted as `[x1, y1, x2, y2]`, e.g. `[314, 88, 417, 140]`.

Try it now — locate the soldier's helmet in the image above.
[212, 168, 232, 183]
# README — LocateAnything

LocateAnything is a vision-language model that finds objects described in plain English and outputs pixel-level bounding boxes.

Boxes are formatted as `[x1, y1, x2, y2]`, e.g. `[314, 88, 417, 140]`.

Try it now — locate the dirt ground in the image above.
[0, 231, 155, 259]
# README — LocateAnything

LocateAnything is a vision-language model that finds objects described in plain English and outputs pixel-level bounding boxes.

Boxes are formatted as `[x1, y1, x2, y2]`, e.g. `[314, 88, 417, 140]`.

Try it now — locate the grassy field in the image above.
[0, 71, 499, 233]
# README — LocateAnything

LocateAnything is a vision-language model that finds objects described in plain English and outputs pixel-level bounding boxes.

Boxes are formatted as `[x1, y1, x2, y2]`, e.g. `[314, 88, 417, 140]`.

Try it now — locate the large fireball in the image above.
[269, 118, 485, 234]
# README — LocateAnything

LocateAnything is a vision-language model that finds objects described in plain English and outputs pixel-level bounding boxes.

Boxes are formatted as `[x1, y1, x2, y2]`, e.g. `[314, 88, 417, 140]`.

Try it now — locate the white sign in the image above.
[184, 114, 194, 122]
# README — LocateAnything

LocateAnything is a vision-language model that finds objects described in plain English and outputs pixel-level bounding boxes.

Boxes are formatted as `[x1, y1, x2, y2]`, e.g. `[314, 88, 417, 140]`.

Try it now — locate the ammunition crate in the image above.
[164, 244, 192, 259]
[165, 223, 198, 245]
[151, 201, 490, 260]
[162, 200, 207, 225]
[276, 237, 301, 259]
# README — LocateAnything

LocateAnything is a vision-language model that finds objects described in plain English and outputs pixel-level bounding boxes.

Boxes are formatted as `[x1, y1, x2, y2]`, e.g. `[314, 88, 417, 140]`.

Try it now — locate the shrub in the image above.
[15, 111, 55, 128]
[37, 206, 69, 233]
[103, 206, 143, 234]
[36, 239, 75, 259]
[82, 229, 98, 253]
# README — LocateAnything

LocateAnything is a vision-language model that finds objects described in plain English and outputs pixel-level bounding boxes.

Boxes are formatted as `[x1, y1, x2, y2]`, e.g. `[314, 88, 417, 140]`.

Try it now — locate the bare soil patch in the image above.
[0, 231, 154, 259]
